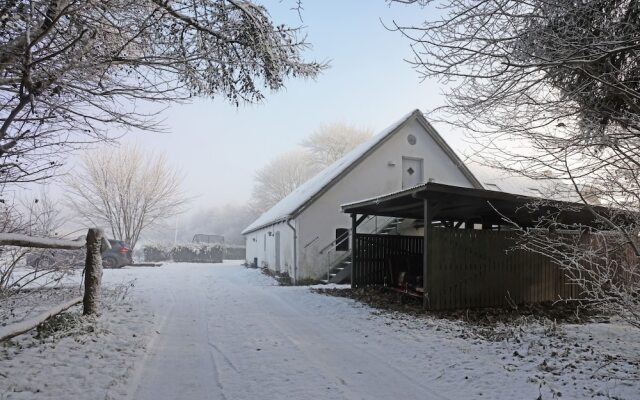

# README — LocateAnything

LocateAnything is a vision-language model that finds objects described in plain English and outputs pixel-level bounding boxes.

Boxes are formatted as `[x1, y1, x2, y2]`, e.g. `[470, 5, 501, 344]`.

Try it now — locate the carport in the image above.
[342, 182, 611, 310]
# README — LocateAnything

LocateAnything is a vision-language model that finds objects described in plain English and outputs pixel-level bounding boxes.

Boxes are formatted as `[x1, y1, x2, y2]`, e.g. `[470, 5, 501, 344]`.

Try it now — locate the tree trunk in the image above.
[83, 228, 103, 315]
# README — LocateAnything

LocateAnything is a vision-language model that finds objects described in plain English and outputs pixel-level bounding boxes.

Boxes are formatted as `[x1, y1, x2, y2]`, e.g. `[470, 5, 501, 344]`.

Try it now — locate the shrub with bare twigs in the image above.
[391, 0, 640, 327]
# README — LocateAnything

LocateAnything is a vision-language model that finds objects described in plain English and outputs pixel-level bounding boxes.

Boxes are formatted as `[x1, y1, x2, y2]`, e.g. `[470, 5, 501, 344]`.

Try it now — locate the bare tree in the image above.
[0, 201, 29, 293]
[251, 123, 372, 214]
[65, 145, 187, 250]
[0, 0, 324, 186]
[301, 122, 373, 167]
[390, 0, 640, 324]
[250, 149, 318, 214]
[511, 213, 640, 329]
[0, 195, 76, 296]
[21, 189, 64, 237]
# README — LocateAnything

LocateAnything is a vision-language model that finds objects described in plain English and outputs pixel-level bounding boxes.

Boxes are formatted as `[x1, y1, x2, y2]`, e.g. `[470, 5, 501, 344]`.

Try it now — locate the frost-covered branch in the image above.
[390, 0, 640, 325]
[0, 0, 324, 185]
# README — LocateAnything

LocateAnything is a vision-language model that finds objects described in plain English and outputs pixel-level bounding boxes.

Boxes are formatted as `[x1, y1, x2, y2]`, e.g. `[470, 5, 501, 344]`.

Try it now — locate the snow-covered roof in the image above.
[242, 110, 422, 234]
[242, 110, 577, 235]
[467, 163, 579, 202]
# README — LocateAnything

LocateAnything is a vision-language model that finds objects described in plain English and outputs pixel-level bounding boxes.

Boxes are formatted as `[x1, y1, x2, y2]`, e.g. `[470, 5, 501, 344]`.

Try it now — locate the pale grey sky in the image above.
[111, 1, 465, 209]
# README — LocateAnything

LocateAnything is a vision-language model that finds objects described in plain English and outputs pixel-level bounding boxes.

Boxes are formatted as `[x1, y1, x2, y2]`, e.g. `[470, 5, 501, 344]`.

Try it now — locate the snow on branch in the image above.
[0, 296, 83, 342]
[0, 233, 85, 250]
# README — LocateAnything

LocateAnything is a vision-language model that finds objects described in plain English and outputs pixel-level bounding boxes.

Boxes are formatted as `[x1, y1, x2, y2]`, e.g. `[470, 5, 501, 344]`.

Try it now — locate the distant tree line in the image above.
[250, 122, 373, 214]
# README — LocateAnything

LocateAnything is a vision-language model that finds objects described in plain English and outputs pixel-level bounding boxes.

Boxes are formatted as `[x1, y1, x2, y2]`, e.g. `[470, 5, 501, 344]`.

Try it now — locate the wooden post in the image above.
[83, 228, 104, 315]
[423, 200, 433, 309]
[351, 213, 357, 288]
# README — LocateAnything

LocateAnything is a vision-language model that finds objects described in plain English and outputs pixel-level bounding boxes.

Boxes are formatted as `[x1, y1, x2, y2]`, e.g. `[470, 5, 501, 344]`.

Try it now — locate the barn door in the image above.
[402, 157, 424, 189]
[274, 231, 281, 271]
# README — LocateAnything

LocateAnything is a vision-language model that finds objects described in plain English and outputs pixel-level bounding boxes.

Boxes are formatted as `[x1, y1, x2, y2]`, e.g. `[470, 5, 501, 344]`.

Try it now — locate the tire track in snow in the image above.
[125, 283, 178, 400]
[131, 269, 225, 400]
[258, 289, 452, 400]
[207, 337, 239, 373]
[203, 277, 354, 399]
[259, 313, 361, 400]
[128, 265, 453, 400]
[200, 287, 230, 400]
[204, 276, 450, 400]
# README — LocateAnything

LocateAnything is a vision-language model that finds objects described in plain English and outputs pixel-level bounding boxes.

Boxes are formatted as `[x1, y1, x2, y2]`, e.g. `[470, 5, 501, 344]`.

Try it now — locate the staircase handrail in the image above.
[319, 215, 405, 283]
[319, 230, 351, 254]
[318, 215, 401, 256]
[317, 215, 379, 254]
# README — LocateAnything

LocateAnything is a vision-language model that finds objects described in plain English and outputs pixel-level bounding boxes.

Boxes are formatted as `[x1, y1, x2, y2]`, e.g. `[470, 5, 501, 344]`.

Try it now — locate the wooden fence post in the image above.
[83, 228, 103, 315]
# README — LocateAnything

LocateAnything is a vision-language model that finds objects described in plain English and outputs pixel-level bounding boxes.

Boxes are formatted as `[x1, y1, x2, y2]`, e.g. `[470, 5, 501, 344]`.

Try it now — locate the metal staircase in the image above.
[319, 217, 405, 284]
[324, 254, 352, 284]
[378, 218, 403, 235]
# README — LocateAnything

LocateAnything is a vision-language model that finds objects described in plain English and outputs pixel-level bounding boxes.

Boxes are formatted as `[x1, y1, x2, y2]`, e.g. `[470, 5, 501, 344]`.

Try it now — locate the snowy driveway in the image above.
[115, 263, 459, 400]
[112, 262, 639, 400]
[124, 263, 453, 400]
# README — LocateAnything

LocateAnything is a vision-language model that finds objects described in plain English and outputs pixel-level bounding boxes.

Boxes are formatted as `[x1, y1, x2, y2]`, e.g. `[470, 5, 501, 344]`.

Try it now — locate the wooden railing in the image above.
[352, 234, 423, 287]
[319, 216, 400, 281]
[0, 232, 86, 249]
[0, 228, 105, 342]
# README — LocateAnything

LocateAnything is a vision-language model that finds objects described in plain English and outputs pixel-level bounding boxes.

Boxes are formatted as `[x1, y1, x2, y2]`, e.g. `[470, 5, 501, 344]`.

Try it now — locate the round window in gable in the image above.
[407, 134, 417, 145]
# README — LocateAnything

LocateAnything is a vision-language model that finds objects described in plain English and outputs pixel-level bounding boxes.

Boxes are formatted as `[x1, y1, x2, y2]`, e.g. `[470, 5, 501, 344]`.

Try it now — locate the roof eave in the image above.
[241, 216, 290, 235]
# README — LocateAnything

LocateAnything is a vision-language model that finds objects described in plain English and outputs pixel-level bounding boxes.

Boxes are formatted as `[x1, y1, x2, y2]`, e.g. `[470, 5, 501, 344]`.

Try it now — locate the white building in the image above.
[242, 109, 491, 283]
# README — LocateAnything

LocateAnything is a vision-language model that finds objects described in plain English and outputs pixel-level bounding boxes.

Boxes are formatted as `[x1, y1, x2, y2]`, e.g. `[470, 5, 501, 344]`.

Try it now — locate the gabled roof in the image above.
[242, 109, 482, 235]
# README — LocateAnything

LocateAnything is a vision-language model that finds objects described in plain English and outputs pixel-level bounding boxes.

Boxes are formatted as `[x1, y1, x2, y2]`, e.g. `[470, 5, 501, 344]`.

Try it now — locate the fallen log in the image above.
[0, 296, 83, 342]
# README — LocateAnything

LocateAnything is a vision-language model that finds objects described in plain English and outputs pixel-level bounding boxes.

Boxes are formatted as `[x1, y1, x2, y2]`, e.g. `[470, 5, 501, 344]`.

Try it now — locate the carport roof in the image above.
[341, 182, 618, 228]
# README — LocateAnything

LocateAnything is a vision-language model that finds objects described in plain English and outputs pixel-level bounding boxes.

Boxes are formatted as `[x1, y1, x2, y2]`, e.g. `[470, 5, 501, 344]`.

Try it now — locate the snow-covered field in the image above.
[1, 262, 639, 399]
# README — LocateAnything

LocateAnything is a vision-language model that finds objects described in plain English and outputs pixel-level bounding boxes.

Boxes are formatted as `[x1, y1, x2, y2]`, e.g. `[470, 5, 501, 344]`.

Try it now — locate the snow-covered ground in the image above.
[0, 270, 154, 400]
[1, 262, 639, 399]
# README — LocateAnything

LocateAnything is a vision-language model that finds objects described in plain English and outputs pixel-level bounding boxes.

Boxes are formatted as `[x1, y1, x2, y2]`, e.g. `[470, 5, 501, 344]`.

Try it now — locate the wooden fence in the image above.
[353, 228, 578, 310]
[0, 229, 104, 342]
[352, 234, 423, 287]
[428, 229, 577, 310]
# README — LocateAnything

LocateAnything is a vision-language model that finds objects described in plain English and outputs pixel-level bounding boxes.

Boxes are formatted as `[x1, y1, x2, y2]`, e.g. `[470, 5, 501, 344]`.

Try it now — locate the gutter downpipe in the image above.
[286, 217, 297, 284]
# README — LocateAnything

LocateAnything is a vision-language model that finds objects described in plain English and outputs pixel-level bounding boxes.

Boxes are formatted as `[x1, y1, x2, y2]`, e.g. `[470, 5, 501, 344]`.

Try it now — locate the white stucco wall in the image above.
[244, 220, 296, 278]
[295, 117, 475, 280]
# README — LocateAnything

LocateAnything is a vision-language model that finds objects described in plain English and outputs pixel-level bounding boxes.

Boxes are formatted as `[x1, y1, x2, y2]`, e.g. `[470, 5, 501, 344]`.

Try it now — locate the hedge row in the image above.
[143, 243, 245, 263]
[143, 243, 222, 263]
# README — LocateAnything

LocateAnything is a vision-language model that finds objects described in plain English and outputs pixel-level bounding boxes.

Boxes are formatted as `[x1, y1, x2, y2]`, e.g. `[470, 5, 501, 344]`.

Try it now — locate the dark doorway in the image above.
[335, 228, 349, 251]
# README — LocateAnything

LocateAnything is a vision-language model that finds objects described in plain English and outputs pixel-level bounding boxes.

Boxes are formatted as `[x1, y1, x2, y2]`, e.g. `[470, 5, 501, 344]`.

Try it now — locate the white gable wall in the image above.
[296, 117, 475, 280]
[244, 220, 296, 278]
